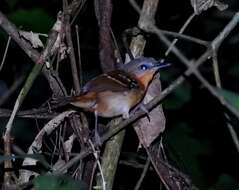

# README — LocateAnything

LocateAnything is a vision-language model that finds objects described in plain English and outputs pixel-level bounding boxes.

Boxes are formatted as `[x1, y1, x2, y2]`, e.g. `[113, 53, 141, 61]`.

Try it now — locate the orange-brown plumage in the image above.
[70, 57, 169, 118]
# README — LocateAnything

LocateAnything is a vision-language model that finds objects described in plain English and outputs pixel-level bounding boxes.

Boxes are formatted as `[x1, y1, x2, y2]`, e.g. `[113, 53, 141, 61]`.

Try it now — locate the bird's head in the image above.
[120, 57, 170, 88]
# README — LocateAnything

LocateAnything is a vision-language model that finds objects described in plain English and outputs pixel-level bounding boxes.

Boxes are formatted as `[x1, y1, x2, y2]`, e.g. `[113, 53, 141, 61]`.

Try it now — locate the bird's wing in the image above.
[82, 70, 141, 93]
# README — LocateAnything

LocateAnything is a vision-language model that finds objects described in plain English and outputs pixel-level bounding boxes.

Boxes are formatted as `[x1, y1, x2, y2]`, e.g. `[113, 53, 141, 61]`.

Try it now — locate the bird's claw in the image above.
[130, 103, 150, 122]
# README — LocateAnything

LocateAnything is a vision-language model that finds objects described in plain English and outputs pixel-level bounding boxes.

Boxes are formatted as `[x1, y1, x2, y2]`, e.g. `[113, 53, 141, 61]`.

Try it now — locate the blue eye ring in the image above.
[140, 64, 148, 70]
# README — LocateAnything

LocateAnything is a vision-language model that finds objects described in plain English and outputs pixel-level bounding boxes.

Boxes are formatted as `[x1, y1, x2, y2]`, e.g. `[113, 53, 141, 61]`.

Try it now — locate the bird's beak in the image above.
[153, 62, 171, 70]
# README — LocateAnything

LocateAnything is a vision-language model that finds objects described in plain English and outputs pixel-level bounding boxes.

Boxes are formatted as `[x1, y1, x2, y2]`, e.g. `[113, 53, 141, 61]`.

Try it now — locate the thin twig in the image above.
[212, 51, 222, 88]
[54, 149, 90, 174]
[63, 0, 81, 94]
[0, 11, 67, 97]
[149, 23, 239, 119]
[0, 108, 59, 119]
[0, 11, 39, 62]
[67, 0, 87, 18]
[160, 29, 209, 47]
[128, 0, 141, 13]
[70, 0, 87, 25]
[134, 157, 151, 190]
[225, 115, 239, 153]
[211, 46, 239, 153]
[0, 36, 11, 72]
[75, 25, 83, 88]
[165, 12, 196, 56]
[89, 140, 106, 190]
[3, 64, 43, 185]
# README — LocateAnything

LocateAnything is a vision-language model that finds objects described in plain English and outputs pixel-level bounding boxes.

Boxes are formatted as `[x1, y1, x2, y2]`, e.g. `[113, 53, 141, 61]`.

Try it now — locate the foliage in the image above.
[34, 175, 87, 190]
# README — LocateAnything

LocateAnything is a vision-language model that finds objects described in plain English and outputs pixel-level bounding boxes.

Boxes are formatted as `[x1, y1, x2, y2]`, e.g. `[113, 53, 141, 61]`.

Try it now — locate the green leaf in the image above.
[34, 175, 87, 190]
[209, 174, 239, 190]
[8, 8, 54, 33]
[216, 88, 239, 110]
[165, 123, 211, 189]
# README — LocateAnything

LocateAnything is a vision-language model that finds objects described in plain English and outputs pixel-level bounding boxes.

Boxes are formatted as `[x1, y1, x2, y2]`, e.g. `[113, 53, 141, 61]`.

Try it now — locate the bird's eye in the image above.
[140, 64, 148, 70]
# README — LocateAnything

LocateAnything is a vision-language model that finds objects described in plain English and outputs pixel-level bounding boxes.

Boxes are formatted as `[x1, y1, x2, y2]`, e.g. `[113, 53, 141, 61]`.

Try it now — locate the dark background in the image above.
[0, 0, 239, 189]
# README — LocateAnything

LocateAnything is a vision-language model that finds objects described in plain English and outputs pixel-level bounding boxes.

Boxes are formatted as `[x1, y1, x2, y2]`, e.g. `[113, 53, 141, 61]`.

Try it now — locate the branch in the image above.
[0, 11, 67, 97]
[101, 11, 239, 145]
[148, 21, 239, 119]
[0, 11, 66, 186]
[63, 1, 81, 94]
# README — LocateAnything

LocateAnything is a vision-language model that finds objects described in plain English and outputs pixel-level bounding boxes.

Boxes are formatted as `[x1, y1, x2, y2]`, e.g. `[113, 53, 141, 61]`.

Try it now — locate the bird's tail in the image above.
[70, 92, 97, 110]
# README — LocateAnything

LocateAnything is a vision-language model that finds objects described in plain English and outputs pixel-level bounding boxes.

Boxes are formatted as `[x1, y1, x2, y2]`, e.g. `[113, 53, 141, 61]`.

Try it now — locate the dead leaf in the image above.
[19, 31, 44, 48]
[134, 75, 166, 147]
[190, 0, 228, 15]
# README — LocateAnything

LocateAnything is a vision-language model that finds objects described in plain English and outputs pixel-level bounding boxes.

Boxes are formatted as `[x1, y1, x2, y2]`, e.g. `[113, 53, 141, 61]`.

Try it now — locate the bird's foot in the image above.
[130, 103, 150, 121]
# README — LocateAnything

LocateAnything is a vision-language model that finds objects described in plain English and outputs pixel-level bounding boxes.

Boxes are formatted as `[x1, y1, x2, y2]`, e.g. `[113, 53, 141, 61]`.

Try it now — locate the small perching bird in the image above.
[70, 57, 170, 119]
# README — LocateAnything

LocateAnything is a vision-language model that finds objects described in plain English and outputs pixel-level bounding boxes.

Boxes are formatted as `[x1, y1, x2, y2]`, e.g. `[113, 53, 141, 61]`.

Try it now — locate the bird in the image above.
[70, 57, 170, 119]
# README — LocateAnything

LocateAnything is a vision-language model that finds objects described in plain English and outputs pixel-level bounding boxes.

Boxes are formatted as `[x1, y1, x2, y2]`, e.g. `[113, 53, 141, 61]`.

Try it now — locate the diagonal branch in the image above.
[0, 11, 67, 97]
[128, 0, 239, 119]
[102, 10, 239, 142]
